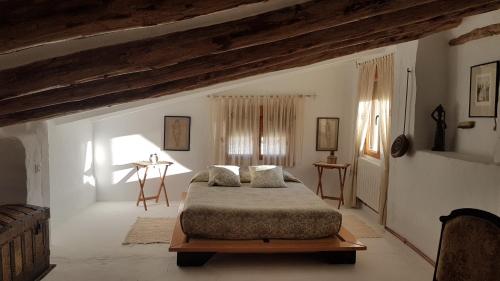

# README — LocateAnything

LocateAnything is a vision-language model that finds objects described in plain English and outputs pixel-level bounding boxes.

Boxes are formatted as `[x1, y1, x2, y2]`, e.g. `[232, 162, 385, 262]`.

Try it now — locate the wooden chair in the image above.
[433, 208, 500, 281]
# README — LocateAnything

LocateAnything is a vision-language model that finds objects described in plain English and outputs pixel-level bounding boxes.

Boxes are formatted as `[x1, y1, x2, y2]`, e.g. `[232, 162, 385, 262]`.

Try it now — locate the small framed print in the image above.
[316, 117, 339, 151]
[163, 116, 191, 151]
[469, 61, 499, 117]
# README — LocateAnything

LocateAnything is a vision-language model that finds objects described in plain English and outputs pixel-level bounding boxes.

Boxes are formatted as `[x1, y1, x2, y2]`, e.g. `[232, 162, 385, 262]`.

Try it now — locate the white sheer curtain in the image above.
[210, 95, 304, 167]
[347, 54, 394, 226]
[346, 60, 377, 208]
[261, 96, 304, 167]
[377, 54, 394, 225]
[210, 96, 259, 166]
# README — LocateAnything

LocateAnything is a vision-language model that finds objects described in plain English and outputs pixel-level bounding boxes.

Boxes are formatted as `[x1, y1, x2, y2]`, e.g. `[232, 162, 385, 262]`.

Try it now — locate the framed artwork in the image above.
[164, 116, 191, 151]
[316, 117, 339, 151]
[469, 61, 499, 117]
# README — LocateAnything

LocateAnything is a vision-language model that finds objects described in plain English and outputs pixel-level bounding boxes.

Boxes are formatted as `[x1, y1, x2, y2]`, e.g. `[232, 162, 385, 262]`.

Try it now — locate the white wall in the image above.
[92, 61, 358, 201]
[413, 10, 500, 157]
[0, 122, 50, 207]
[448, 11, 500, 158]
[388, 151, 500, 258]
[414, 32, 451, 150]
[387, 11, 500, 262]
[48, 119, 96, 224]
[93, 97, 211, 201]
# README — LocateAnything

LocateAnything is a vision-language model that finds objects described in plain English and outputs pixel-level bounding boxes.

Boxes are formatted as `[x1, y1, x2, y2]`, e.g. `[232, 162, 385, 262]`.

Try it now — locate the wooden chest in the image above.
[0, 205, 51, 281]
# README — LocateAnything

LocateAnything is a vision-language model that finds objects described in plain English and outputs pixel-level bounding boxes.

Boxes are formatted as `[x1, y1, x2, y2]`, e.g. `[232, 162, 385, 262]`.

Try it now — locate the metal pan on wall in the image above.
[391, 68, 412, 158]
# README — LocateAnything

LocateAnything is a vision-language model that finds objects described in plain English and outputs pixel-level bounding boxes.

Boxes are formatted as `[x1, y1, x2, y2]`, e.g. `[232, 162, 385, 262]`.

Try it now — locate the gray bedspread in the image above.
[180, 181, 342, 240]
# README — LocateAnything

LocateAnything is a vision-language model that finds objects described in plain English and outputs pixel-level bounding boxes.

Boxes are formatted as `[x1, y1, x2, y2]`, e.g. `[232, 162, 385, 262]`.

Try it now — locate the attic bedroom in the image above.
[0, 1, 499, 281]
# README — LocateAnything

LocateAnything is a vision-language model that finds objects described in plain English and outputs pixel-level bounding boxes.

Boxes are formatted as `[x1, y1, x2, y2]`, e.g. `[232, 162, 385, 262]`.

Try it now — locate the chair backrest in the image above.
[433, 208, 500, 281]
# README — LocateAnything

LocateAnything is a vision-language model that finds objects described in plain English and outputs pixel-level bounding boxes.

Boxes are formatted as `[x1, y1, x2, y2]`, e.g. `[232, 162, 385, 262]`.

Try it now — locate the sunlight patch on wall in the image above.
[112, 168, 134, 185]
[84, 141, 93, 172]
[82, 140, 96, 187]
[109, 134, 191, 184]
[83, 175, 96, 187]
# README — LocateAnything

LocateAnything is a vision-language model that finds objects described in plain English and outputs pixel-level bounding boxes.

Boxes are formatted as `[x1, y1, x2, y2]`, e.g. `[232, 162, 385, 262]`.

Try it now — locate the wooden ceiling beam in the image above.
[0, 0, 444, 99]
[0, 0, 497, 115]
[0, 13, 469, 115]
[449, 23, 500, 45]
[0, 18, 461, 127]
[0, 0, 266, 54]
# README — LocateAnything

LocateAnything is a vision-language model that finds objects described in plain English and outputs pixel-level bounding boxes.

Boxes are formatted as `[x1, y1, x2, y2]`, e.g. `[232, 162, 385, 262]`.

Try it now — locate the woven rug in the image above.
[342, 214, 383, 238]
[122, 217, 176, 245]
[123, 214, 382, 245]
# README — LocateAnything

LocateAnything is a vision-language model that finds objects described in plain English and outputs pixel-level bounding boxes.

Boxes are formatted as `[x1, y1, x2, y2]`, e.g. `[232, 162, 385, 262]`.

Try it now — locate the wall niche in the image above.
[0, 137, 27, 205]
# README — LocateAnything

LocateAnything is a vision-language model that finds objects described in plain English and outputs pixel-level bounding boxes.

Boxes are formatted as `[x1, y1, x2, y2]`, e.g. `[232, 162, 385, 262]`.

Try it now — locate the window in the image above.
[364, 79, 381, 159]
[211, 96, 302, 167]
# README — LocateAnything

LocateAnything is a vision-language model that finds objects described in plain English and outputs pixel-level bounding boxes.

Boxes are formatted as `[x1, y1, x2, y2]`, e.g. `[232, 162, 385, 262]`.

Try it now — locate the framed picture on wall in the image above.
[164, 116, 191, 151]
[316, 117, 339, 151]
[469, 61, 499, 117]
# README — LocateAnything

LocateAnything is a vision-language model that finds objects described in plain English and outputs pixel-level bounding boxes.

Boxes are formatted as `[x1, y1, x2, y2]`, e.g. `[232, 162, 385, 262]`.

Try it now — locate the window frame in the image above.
[227, 104, 290, 161]
[364, 75, 381, 160]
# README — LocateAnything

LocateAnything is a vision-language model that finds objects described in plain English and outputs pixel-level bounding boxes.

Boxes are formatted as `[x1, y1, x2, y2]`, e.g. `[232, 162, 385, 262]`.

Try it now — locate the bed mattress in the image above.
[180, 181, 342, 240]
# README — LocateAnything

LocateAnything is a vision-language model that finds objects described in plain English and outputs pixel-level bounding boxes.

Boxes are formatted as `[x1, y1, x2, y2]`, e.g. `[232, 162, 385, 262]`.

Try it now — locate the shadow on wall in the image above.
[0, 138, 27, 205]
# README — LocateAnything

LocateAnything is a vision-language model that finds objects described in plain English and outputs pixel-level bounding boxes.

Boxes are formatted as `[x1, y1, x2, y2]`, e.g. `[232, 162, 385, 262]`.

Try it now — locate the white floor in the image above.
[45, 201, 433, 281]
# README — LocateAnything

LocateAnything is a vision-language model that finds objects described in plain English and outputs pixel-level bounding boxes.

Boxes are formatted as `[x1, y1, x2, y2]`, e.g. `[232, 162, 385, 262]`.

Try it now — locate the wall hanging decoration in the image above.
[316, 117, 339, 163]
[391, 68, 412, 158]
[164, 116, 191, 151]
[431, 104, 446, 151]
[469, 61, 499, 117]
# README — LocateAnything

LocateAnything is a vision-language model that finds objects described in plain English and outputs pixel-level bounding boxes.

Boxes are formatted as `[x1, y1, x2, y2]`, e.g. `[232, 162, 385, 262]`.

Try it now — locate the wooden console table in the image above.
[132, 161, 173, 211]
[313, 162, 351, 209]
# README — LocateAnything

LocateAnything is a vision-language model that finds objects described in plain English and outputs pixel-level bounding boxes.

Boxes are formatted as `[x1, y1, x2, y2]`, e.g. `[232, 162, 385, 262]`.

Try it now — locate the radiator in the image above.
[356, 157, 382, 212]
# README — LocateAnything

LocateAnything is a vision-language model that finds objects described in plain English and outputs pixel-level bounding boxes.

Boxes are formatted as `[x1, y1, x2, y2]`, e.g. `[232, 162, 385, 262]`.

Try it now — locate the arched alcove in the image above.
[0, 137, 27, 205]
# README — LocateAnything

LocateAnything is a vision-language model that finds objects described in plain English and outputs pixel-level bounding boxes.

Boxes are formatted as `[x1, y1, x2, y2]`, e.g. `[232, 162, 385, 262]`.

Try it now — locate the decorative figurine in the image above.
[431, 104, 446, 151]
[149, 153, 159, 164]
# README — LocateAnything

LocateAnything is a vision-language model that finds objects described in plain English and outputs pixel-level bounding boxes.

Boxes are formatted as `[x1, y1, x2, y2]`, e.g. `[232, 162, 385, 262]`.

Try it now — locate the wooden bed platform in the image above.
[169, 193, 366, 267]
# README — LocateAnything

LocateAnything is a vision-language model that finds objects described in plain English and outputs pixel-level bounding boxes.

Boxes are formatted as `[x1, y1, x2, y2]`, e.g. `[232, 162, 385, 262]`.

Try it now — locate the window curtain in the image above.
[210, 96, 259, 166]
[377, 54, 394, 225]
[261, 95, 304, 167]
[210, 95, 304, 167]
[347, 54, 394, 226]
[346, 60, 377, 208]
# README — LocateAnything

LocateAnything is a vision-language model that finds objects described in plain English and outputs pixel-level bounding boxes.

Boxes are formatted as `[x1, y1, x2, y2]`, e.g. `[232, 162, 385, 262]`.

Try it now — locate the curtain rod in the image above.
[355, 53, 394, 68]
[206, 94, 316, 98]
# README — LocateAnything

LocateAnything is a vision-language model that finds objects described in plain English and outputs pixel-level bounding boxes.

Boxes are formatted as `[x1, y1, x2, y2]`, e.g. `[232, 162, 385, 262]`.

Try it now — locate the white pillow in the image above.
[208, 165, 241, 186]
[249, 165, 287, 188]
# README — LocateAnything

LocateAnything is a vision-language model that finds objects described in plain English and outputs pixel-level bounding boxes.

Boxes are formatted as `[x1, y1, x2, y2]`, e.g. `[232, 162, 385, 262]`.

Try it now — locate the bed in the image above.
[169, 175, 366, 266]
[181, 181, 342, 239]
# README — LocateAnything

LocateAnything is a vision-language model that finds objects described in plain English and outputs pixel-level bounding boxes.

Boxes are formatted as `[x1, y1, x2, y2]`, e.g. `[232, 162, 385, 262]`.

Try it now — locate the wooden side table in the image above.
[132, 161, 173, 211]
[313, 162, 351, 209]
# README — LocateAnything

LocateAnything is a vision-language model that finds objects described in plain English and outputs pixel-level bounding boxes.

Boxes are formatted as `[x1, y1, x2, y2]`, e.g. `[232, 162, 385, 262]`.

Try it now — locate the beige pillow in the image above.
[249, 165, 287, 188]
[283, 170, 301, 182]
[239, 167, 251, 183]
[190, 170, 209, 182]
[208, 165, 241, 186]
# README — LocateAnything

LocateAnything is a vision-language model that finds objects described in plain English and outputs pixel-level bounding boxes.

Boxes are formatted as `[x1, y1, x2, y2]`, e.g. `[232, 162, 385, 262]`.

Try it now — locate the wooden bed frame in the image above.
[169, 193, 366, 266]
